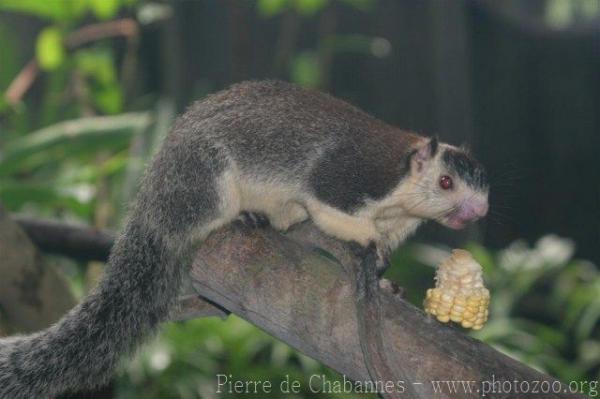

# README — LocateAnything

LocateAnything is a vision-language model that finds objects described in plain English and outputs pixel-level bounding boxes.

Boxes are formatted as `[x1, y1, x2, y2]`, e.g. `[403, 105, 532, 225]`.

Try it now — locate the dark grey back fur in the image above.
[179, 80, 422, 210]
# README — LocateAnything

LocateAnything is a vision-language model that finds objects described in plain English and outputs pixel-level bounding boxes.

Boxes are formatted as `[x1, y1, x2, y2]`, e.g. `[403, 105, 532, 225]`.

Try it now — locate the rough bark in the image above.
[189, 222, 582, 398]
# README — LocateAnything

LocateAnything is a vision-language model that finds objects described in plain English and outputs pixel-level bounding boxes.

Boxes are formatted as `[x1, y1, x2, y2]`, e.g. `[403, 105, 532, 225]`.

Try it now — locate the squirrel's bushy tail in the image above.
[0, 92, 228, 398]
[0, 220, 184, 398]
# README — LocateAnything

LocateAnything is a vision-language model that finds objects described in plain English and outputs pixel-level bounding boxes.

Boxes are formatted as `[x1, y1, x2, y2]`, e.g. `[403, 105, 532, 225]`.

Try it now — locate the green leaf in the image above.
[74, 48, 122, 113]
[0, 181, 90, 217]
[0, 0, 67, 20]
[67, 150, 129, 183]
[576, 291, 600, 341]
[90, 0, 120, 20]
[0, 113, 151, 176]
[293, 0, 327, 15]
[0, 0, 87, 21]
[257, 0, 288, 17]
[75, 49, 115, 83]
[93, 84, 123, 114]
[290, 52, 321, 88]
[36, 27, 65, 70]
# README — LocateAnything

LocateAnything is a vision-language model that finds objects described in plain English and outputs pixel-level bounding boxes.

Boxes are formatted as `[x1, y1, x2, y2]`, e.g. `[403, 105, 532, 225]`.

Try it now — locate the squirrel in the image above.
[0, 80, 488, 398]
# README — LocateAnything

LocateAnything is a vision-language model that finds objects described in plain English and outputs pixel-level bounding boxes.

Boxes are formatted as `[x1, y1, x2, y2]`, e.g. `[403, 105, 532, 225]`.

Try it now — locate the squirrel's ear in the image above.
[412, 137, 438, 171]
[429, 136, 439, 156]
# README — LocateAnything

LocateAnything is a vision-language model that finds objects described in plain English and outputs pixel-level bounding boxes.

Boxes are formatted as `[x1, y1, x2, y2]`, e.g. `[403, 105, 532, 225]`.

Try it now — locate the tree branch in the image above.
[11, 215, 583, 398]
[189, 222, 581, 398]
[13, 216, 114, 262]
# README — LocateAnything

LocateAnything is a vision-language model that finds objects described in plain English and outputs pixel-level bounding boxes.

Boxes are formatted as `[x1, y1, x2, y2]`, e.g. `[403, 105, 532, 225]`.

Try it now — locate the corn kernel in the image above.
[423, 249, 490, 330]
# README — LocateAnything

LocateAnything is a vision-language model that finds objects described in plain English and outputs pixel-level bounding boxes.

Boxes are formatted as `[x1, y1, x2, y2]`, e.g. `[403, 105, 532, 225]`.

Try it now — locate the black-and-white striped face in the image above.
[403, 138, 489, 229]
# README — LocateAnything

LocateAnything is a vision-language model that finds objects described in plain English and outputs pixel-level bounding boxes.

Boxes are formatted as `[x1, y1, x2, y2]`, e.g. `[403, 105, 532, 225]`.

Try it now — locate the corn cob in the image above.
[424, 249, 489, 330]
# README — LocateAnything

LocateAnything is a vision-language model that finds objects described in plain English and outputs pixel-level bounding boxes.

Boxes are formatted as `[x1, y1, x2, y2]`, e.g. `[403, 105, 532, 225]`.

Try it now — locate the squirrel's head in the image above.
[400, 137, 489, 230]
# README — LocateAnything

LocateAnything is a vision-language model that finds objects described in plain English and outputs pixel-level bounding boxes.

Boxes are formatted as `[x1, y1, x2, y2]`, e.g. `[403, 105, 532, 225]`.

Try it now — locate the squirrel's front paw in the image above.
[379, 278, 405, 298]
[349, 242, 390, 278]
[375, 246, 391, 278]
[349, 241, 373, 259]
[237, 211, 271, 228]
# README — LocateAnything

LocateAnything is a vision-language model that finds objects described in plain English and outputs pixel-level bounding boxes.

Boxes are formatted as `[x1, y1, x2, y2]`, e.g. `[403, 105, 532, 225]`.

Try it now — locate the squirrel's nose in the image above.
[461, 198, 489, 221]
[472, 201, 489, 218]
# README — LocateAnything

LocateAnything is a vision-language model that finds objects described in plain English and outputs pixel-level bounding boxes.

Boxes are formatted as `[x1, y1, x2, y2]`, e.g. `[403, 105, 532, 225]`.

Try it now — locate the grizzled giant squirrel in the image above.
[0, 80, 488, 398]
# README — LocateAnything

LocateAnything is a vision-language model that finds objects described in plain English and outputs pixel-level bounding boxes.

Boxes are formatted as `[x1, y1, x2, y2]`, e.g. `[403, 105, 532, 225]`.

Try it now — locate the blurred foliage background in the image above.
[0, 0, 599, 398]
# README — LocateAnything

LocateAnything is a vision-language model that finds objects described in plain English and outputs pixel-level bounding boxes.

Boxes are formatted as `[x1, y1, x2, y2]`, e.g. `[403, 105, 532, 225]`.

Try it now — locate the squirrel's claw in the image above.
[237, 211, 271, 229]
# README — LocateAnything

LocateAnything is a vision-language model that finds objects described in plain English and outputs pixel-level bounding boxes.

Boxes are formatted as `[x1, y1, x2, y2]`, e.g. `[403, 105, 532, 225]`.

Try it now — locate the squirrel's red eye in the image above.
[439, 175, 453, 190]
